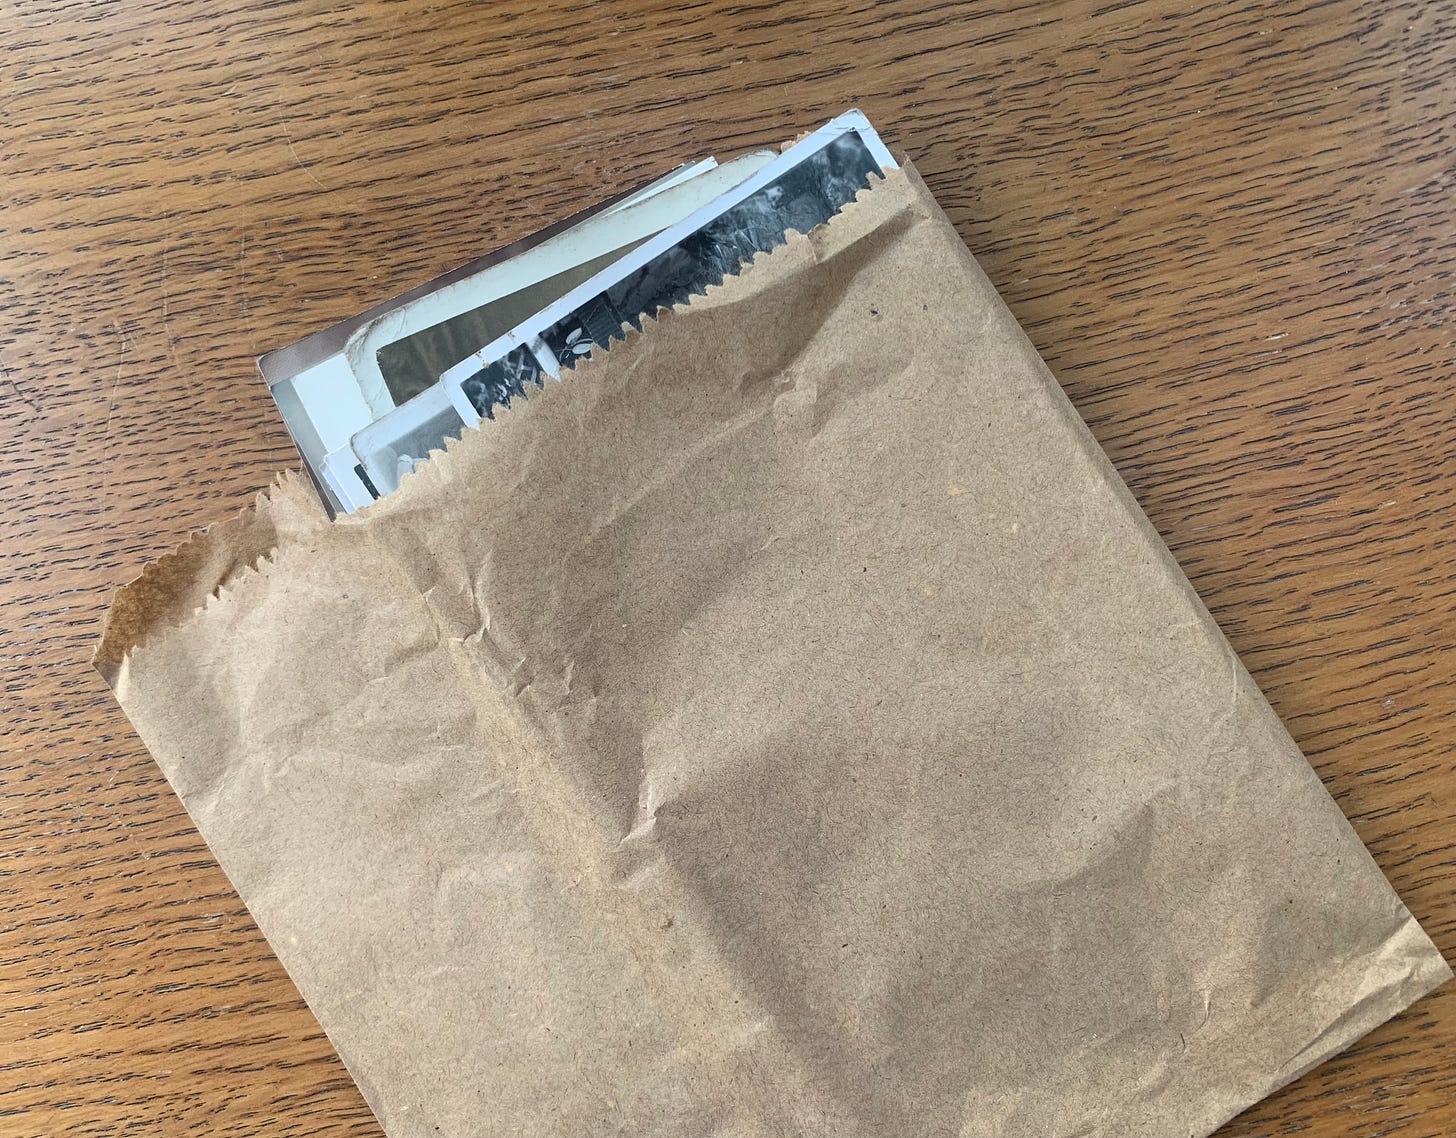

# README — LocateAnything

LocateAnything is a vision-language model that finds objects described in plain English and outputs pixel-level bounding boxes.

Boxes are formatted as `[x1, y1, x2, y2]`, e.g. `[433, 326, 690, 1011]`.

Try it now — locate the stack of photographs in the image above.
[260, 110, 896, 514]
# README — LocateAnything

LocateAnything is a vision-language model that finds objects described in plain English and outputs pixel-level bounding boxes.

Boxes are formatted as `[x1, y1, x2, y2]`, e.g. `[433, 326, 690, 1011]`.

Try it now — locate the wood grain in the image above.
[1, 0, 1452, 1134]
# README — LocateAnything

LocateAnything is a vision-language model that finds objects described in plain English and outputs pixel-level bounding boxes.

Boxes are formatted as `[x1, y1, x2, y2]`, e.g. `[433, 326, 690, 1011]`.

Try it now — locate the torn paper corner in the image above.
[93, 468, 326, 685]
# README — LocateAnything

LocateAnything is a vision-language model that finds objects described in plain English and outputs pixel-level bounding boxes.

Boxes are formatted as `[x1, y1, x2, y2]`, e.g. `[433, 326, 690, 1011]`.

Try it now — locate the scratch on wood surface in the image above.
[101, 319, 128, 506]
[159, 232, 184, 381]
[238, 231, 257, 353]
[280, 116, 327, 190]
[0, 350, 40, 414]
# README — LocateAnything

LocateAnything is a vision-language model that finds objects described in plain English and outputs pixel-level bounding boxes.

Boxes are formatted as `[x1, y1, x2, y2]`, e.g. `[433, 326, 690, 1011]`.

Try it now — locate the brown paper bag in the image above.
[97, 161, 1449, 1138]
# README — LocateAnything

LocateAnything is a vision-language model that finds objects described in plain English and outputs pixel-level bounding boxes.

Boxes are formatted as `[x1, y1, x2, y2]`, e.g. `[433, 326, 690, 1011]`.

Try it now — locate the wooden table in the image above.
[2, 1, 1451, 1134]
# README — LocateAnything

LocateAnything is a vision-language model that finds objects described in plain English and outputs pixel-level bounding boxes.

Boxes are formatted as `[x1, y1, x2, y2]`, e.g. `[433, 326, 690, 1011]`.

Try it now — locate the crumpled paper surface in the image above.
[97, 161, 1450, 1138]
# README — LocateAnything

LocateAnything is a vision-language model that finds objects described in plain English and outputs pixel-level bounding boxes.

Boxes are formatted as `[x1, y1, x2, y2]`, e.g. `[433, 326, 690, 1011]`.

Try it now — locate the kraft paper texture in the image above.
[97, 160, 1450, 1138]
